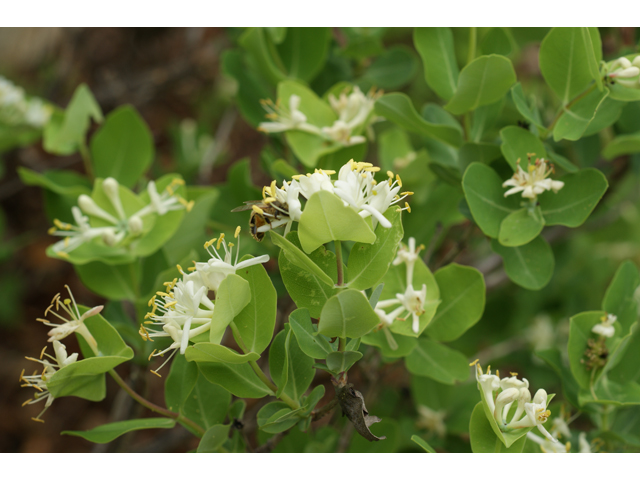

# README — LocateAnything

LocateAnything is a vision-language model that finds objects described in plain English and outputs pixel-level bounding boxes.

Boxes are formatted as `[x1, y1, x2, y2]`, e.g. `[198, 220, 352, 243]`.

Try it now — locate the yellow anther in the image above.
[396, 174, 403, 187]
[270, 180, 277, 198]
[291, 174, 304, 180]
[148, 349, 157, 362]
[144, 312, 152, 319]
[31, 417, 45, 423]
[172, 178, 186, 186]
[217, 234, 225, 250]
[166, 185, 175, 196]
[264, 197, 275, 204]
[565, 442, 571, 453]
[187, 266, 196, 272]
[44, 305, 53, 317]
[39, 346, 47, 360]
[64, 237, 70, 247]
[235, 226, 241, 238]
[387, 171, 394, 178]
[53, 219, 65, 229]
[57, 251, 69, 259]
[323, 170, 336, 175]
[401, 191, 414, 196]
[252, 205, 264, 215]
[151, 370, 162, 378]
[176, 264, 185, 275]
[186, 200, 194, 212]
[148, 296, 156, 308]
[496, 370, 500, 378]
[405, 202, 411, 213]
[19, 369, 25, 381]
[486, 365, 491, 374]
[510, 372, 518, 377]
[47, 227, 56, 235]
[372, 190, 377, 196]
[164, 301, 178, 309]
[228, 242, 234, 248]
[22, 398, 32, 407]
[469, 359, 480, 366]
[63, 299, 71, 306]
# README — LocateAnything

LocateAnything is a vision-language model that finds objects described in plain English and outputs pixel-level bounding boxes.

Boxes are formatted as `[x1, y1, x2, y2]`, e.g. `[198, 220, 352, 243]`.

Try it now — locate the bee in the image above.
[231, 200, 289, 242]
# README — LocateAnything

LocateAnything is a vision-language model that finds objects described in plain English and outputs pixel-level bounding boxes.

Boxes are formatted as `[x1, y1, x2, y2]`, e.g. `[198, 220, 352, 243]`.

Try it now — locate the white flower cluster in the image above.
[49, 177, 193, 257]
[526, 415, 592, 453]
[21, 286, 103, 422]
[0, 76, 52, 128]
[374, 237, 427, 336]
[258, 86, 381, 147]
[503, 157, 564, 201]
[606, 56, 640, 88]
[139, 227, 269, 375]
[472, 360, 558, 443]
[592, 313, 617, 338]
[253, 159, 412, 238]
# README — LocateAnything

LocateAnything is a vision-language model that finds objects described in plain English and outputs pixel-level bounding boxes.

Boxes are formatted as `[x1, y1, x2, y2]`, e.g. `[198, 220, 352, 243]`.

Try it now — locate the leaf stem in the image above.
[467, 27, 477, 65]
[334, 240, 344, 287]
[230, 321, 301, 410]
[79, 140, 94, 181]
[545, 83, 598, 136]
[338, 337, 346, 352]
[108, 370, 205, 437]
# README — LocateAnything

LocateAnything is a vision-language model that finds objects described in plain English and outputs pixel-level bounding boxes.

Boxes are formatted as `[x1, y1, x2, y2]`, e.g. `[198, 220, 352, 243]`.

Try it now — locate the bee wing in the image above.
[231, 201, 264, 213]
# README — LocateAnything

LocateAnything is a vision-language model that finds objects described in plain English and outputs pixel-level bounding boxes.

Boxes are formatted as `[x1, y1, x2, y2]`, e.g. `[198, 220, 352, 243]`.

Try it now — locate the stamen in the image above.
[235, 226, 241, 238]
[469, 359, 480, 366]
[217, 234, 224, 250]
[252, 205, 264, 215]
[510, 372, 518, 377]
[151, 370, 162, 378]
[39, 346, 47, 360]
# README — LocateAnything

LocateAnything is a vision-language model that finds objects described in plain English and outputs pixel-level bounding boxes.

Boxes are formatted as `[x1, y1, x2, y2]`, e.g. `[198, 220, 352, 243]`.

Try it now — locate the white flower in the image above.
[494, 388, 520, 425]
[415, 405, 447, 438]
[102, 177, 126, 220]
[195, 227, 270, 292]
[78, 194, 119, 224]
[502, 157, 564, 200]
[528, 314, 555, 351]
[592, 313, 616, 338]
[526, 431, 569, 453]
[0, 76, 25, 107]
[393, 237, 424, 287]
[294, 169, 336, 199]
[578, 432, 591, 453]
[20, 340, 80, 422]
[327, 86, 379, 133]
[472, 361, 500, 413]
[49, 206, 119, 257]
[507, 388, 556, 442]
[258, 95, 322, 135]
[36, 285, 102, 353]
[134, 178, 192, 218]
[322, 120, 366, 146]
[607, 57, 640, 88]
[553, 416, 572, 439]
[375, 284, 427, 334]
[24, 98, 52, 128]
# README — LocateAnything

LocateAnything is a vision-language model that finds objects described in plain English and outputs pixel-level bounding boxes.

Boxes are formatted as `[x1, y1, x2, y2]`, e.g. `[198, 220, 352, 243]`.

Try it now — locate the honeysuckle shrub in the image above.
[9, 26, 640, 453]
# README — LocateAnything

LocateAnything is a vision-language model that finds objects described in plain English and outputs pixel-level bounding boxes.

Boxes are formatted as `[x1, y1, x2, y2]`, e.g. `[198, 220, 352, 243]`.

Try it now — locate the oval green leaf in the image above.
[498, 207, 545, 247]
[405, 338, 469, 385]
[491, 236, 554, 291]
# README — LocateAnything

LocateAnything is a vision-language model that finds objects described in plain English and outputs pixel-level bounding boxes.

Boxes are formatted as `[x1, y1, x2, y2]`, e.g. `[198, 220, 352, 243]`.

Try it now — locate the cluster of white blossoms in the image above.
[471, 359, 558, 443]
[606, 56, 640, 88]
[503, 157, 564, 201]
[49, 177, 193, 257]
[139, 227, 269, 375]
[0, 76, 52, 128]
[592, 313, 617, 338]
[252, 159, 412, 238]
[374, 237, 427, 337]
[526, 413, 592, 453]
[258, 86, 381, 147]
[21, 286, 103, 422]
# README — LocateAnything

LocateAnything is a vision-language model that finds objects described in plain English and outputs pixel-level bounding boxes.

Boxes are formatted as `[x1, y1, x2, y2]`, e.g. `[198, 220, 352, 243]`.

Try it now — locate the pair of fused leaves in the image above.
[256, 385, 325, 435]
[413, 27, 517, 114]
[567, 261, 640, 407]
[463, 160, 608, 290]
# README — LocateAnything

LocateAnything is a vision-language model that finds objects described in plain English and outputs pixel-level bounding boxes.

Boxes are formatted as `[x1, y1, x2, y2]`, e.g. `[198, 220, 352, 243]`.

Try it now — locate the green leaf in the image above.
[498, 207, 545, 247]
[90, 105, 154, 188]
[603, 261, 640, 336]
[233, 255, 277, 355]
[361, 45, 417, 90]
[62, 418, 175, 444]
[270, 326, 315, 401]
[582, 96, 625, 137]
[209, 274, 251, 343]
[374, 93, 462, 147]
[462, 163, 520, 238]
[411, 434, 436, 453]
[361, 328, 417, 358]
[222, 50, 274, 127]
[481, 27, 513, 56]
[567, 311, 608, 389]
[546, 150, 579, 173]
[469, 403, 526, 453]
[405, 338, 469, 384]
[458, 142, 502, 173]
[257, 402, 300, 434]
[289, 308, 336, 359]
[326, 351, 363, 374]
[510, 83, 546, 133]
[444, 55, 517, 115]
[298, 190, 376, 254]
[17, 167, 91, 198]
[607, 324, 640, 386]
[165, 352, 198, 412]
[74, 261, 140, 301]
[538, 168, 608, 227]
[553, 88, 609, 142]
[499, 125, 548, 171]
[469, 99, 504, 143]
[347, 208, 404, 290]
[270, 230, 335, 288]
[426, 264, 486, 342]
[608, 83, 640, 102]
[277, 232, 341, 318]
[182, 372, 231, 431]
[535, 348, 581, 409]
[239, 28, 287, 86]
[186, 343, 260, 364]
[276, 27, 331, 83]
[278, 80, 336, 127]
[491, 236, 554, 290]
[198, 362, 272, 398]
[317, 289, 380, 339]
[603, 133, 640, 160]
[539, 27, 602, 105]
[413, 27, 459, 101]
[197, 424, 231, 453]
[43, 84, 103, 155]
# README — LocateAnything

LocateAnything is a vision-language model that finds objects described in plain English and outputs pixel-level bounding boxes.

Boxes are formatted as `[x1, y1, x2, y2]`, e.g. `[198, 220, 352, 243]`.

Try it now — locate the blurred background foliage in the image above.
[1, 27, 639, 452]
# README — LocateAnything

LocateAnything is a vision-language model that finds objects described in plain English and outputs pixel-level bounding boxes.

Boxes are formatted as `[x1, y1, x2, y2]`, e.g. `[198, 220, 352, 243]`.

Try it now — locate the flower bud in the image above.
[102, 229, 117, 246]
[128, 215, 143, 236]
[102, 177, 126, 219]
[78, 195, 118, 224]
